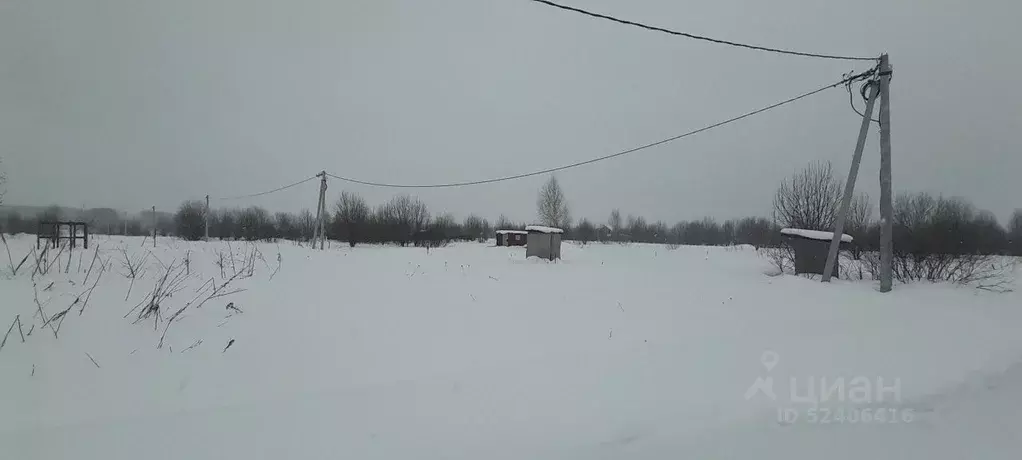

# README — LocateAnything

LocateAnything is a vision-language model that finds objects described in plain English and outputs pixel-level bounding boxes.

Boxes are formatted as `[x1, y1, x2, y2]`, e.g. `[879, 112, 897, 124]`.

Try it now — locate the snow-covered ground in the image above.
[1, 234, 1021, 459]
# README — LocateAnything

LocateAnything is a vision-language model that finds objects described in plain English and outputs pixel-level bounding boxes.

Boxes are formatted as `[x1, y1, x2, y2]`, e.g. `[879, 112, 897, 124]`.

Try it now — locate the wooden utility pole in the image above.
[822, 80, 880, 282]
[878, 54, 894, 292]
[152, 206, 157, 248]
[204, 194, 210, 242]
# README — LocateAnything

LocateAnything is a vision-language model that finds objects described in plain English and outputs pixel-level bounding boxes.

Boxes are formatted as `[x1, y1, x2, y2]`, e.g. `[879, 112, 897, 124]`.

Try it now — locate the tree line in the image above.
[3, 166, 1021, 262]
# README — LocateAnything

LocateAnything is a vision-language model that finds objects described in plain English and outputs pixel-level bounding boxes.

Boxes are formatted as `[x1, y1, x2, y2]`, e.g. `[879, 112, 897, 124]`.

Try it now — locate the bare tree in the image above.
[462, 214, 488, 241]
[495, 214, 513, 231]
[575, 218, 596, 245]
[237, 206, 272, 241]
[333, 191, 370, 247]
[734, 217, 775, 249]
[173, 201, 206, 241]
[627, 215, 647, 242]
[297, 209, 316, 242]
[430, 213, 459, 241]
[537, 176, 570, 228]
[1009, 209, 1022, 256]
[845, 193, 873, 259]
[377, 194, 430, 246]
[608, 209, 622, 240]
[275, 212, 297, 240]
[772, 161, 842, 230]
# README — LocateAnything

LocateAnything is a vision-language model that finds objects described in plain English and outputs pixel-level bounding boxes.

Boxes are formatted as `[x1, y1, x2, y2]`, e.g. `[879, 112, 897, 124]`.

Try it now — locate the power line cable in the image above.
[217, 175, 319, 200]
[327, 69, 876, 189]
[528, 0, 877, 62]
[847, 80, 880, 124]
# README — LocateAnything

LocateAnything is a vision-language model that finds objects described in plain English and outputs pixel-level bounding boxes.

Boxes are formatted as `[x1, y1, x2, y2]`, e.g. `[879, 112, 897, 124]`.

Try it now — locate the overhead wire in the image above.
[528, 0, 878, 62]
[216, 174, 319, 200]
[208, 3, 879, 197]
[326, 69, 878, 189]
[847, 81, 880, 124]
[843, 65, 881, 123]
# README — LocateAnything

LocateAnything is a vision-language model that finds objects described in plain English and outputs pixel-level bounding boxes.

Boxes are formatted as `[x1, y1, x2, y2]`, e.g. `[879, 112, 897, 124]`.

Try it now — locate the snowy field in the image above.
[2, 234, 1022, 459]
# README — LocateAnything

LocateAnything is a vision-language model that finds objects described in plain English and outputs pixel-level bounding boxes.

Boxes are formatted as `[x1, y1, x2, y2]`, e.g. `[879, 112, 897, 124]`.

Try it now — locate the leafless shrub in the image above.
[200, 272, 246, 307]
[242, 243, 264, 278]
[156, 269, 246, 348]
[763, 244, 795, 274]
[126, 260, 189, 331]
[855, 193, 1019, 290]
[839, 252, 867, 281]
[773, 161, 841, 231]
[119, 248, 149, 278]
[119, 248, 149, 301]
[864, 251, 1015, 291]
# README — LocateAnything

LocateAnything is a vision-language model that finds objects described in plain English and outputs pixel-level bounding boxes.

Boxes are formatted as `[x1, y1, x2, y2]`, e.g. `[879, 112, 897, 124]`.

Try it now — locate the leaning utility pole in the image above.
[204, 194, 210, 242]
[878, 54, 894, 292]
[822, 78, 880, 282]
[312, 178, 322, 247]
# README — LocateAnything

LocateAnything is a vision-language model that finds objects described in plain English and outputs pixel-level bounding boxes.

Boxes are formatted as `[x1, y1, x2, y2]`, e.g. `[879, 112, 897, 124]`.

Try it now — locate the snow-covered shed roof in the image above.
[780, 228, 853, 243]
[495, 230, 528, 235]
[525, 225, 564, 234]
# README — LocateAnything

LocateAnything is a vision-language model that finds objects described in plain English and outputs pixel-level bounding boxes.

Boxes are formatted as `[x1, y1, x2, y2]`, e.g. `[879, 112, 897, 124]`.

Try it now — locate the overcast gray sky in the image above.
[2, 0, 1019, 224]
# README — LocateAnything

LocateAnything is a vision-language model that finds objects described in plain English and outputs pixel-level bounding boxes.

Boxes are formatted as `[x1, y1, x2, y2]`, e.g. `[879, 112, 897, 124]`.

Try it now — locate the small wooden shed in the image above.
[525, 225, 563, 260]
[780, 228, 853, 277]
[495, 230, 528, 247]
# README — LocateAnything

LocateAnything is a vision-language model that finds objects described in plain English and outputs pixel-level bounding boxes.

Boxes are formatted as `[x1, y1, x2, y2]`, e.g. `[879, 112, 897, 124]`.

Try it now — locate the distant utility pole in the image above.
[822, 78, 880, 282]
[152, 205, 157, 248]
[311, 171, 327, 250]
[204, 194, 210, 242]
[878, 54, 894, 292]
[318, 171, 327, 250]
